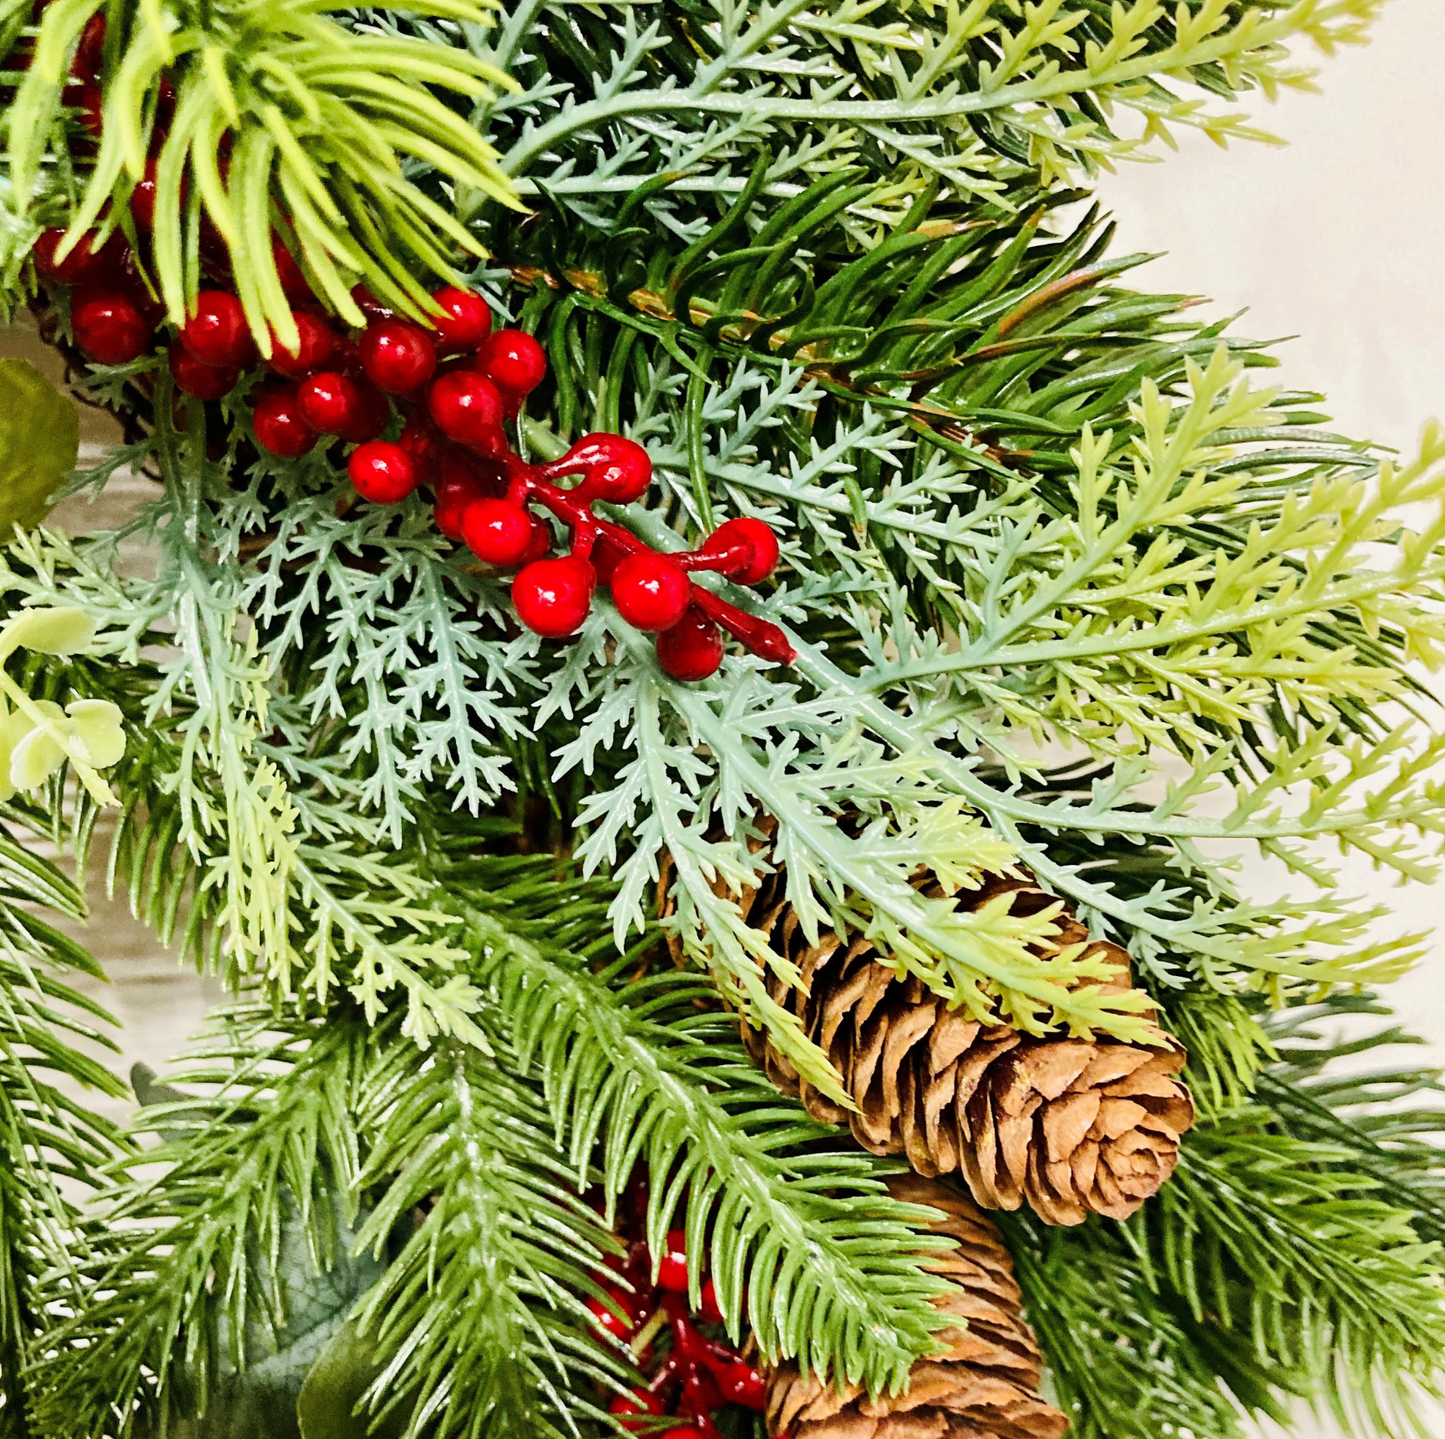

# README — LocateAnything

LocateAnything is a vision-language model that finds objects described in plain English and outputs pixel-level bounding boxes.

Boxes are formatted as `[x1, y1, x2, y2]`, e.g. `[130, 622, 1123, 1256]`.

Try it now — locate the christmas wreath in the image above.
[0, 0, 1442, 1435]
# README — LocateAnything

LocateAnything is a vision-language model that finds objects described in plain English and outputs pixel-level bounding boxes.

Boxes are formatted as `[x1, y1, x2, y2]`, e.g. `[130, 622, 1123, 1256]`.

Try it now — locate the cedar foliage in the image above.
[0, 0, 1441, 1436]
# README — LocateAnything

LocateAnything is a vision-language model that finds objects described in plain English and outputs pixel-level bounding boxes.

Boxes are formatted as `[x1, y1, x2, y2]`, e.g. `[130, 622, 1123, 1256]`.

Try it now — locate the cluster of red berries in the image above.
[590, 1198, 767, 1433]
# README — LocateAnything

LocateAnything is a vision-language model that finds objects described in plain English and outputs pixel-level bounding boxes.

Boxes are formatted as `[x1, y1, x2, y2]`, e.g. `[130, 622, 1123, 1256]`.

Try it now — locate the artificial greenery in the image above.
[0, 0, 1440, 1436]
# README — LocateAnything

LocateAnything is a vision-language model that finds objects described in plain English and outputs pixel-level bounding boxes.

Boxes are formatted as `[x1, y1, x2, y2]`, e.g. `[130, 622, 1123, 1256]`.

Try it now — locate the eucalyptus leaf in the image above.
[0, 360, 77, 531]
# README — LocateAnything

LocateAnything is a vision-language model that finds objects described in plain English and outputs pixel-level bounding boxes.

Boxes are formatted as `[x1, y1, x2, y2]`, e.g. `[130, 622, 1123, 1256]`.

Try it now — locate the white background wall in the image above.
[1097, 2, 1445, 1433]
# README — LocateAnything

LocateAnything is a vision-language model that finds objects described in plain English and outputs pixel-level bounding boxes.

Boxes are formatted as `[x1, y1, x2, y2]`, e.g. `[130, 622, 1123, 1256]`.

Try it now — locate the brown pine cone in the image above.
[688, 840, 1195, 1226]
[766, 1173, 1068, 1439]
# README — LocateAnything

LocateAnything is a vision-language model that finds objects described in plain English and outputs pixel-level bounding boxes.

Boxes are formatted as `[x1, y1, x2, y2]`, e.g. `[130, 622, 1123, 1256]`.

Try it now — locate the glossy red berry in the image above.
[397, 415, 440, 484]
[585, 1293, 635, 1343]
[71, 291, 151, 364]
[429, 286, 492, 353]
[699, 1277, 724, 1325]
[715, 1360, 767, 1411]
[656, 1229, 690, 1292]
[33, 228, 123, 285]
[359, 320, 436, 395]
[129, 159, 160, 231]
[168, 339, 238, 400]
[338, 377, 387, 444]
[475, 328, 546, 397]
[74, 79, 103, 135]
[181, 290, 253, 368]
[428, 370, 504, 452]
[433, 452, 487, 539]
[547, 433, 652, 505]
[297, 371, 360, 434]
[656, 607, 724, 682]
[348, 441, 417, 503]
[350, 283, 393, 322]
[271, 235, 311, 301]
[609, 1389, 665, 1432]
[267, 311, 338, 378]
[71, 13, 105, 81]
[461, 498, 537, 566]
[611, 551, 690, 633]
[253, 387, 317, 458]
[699, 516, 780, 584]
[513, 555, 596, 639]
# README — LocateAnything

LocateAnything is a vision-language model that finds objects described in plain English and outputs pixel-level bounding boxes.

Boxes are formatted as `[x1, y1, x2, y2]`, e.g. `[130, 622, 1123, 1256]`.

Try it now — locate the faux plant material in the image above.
[0, 358, 76, 530]
[766, 1174, 1068, 1439]
[711, 838, 1196, 1225]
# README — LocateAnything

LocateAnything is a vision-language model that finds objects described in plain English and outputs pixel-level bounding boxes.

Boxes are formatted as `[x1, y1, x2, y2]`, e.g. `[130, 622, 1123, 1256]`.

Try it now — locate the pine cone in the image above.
[766, 1174, 1068, 1439]
[690, 842, 1195, 1226]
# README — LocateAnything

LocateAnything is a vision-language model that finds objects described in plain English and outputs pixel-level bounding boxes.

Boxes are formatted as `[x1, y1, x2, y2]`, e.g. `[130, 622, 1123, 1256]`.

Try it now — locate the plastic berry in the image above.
[297, 371, 360, 434]
[348, 441, 417, 504]
[129, 160, 161, 231]
[359, 319, 436, 395]
[429, 286, 492, 353]
[694, 516, 780, 584]
[253, 387, 317, 458]
[609, 1389, 665, 1432]
[656, 607, 724, 682]
[699, 1277, 724, 1326]
[461, 498, 537, 566]
[71, 13, 105, 81]
[610, 551, 690, 633]
[546, 433, 652, 505]
[338, 377, 388, 444]
[513, 555, 596, 639]
[268, 311, 338, 378]
[433, 452, 488, 539]
[428, 370, 505, 452]
[585, 1292, 635, 1344]
[168, 339, 238, 400]
[350, 283, 393, 323]
[714, 1360, 767, 1410]
[71, 291, 151, 365]
[74, 79, 103, 136]
[271, 235, 312, 301]
[475, 328, 546, 398]
[181, 290, 253, 368]
[33, 228, 122, 285]
[397, 415, 440, 484]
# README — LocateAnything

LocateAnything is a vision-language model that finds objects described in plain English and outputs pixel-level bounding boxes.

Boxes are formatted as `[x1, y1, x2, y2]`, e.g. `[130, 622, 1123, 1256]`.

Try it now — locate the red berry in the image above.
[429, 286, 492, 353]
[656, 1228, 690, 1292]
[611, 551, 690, 633]
[74, 79, 103, 135]
[71, 13, 105, 81]
[545, 433, 652, 505]
[519, 515, 552, 566]
[33, 227, 123, 285]
[71, 291, 150, 364]
[513, 555, 596, 639]
[297, 371, 359, 434]
[168, 338, 237, 400]
[609, 1389, 665, 1431]
[268, 311, 338, 378]
[715, 1360, 767, 1410]
[350, 282, 393, 323]
[397, 415, 440, 484]
[181, 290, 253, 368]
[349, 441, 417, 504]
[656, 607, 723, 682]
[699, 1277, 724, 1325]
[585, 1293, 634, 1344]
[129, 160, 160, 231]
[474, 328, 546, 397]
[433, 451, 487, 539]
[461, 498, 537, 566]
[253, 387, 317, 458]
[338, 378, 387, 444]
[428, 370, 504, 452]
[271, 234, 311, 301]
[697, 516, 780, 584]
[359, 319, 436, 395]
